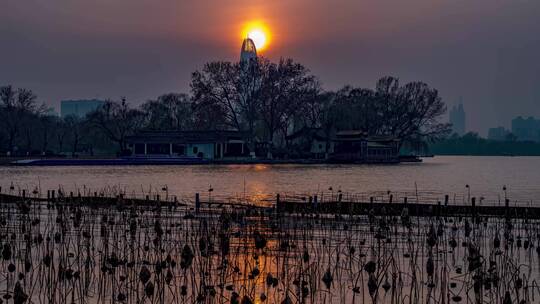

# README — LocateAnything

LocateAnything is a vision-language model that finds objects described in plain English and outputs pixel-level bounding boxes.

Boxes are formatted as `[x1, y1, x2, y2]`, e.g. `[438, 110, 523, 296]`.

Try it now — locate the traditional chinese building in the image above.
[125, 130, 249, 159]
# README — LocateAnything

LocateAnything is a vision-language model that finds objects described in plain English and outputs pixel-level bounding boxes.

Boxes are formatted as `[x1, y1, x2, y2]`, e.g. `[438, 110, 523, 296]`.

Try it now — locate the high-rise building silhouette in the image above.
[240, 38, 257, 63]
[488, 127, 510, 141]
[449, 103, 466, 136]
[511, 116, 540, 142]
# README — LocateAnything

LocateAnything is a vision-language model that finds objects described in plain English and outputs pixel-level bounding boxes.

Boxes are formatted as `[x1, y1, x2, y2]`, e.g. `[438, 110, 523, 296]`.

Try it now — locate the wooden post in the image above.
[505, 198, 510, 221]
[389, 194, 393, 204]
[471, 197, 478, 223]
[195, 193, 200, 213]
[444, 195, 449, 206]
[403, 197, 408, 204]
[22, 190, 26, 199]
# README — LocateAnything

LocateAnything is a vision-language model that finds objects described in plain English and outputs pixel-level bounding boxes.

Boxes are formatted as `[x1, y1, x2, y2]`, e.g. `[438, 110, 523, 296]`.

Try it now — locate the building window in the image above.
[134, 143, 145, 155]
[147, 143, 169, 155]
[172, 144, 185, 156]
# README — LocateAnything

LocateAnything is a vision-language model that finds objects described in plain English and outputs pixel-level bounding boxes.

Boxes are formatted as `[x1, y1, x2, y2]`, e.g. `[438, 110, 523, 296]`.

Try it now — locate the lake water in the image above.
[1, 156, 540, 303]
[1, 156, 539, 205]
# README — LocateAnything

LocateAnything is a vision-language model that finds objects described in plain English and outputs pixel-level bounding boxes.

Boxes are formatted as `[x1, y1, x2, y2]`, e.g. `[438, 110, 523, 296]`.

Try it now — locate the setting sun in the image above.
[248, 29, 266, 51]
[241, 21, 271, 51]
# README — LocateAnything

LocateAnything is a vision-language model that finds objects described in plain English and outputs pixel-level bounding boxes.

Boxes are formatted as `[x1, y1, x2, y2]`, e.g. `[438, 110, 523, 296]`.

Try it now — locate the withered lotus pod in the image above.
[322, 269, 333, 289]
[139, 266, 151, 284]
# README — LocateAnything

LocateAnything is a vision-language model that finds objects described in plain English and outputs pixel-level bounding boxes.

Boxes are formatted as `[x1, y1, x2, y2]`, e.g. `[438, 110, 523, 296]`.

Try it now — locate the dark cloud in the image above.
[1, 0, 539, 134]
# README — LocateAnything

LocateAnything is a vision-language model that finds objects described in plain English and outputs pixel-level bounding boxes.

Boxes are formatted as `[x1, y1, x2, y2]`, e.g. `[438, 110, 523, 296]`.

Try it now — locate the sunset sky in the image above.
[1, 0, 539, 134]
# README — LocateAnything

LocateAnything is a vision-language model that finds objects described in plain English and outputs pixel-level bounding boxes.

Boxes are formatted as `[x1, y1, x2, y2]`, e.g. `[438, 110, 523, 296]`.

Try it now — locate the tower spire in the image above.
[240, 38, 257, 63]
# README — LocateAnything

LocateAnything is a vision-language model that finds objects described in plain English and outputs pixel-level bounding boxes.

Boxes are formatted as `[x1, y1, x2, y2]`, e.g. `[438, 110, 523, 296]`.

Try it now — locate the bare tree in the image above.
[191, 58, 319, 157]
[64, 116, 87, 157]
[141, 99, 169, 130]
[38, 114, 56, 155]
[300, 91, 340, 156]
[191, 59, 264, 147]
[331, 76, 451, 148]
[161, 93, 193, 130]
[88, 98, 144, 152]
[191, 62, 242, 130]
[375, 77, 451, 146]
[236, 58, 264, 148]
[142, 93, 193, 131]
[22, 111, 38, 154]
[1, 86, 20, 152]
[258, 58, 319, 157]
[53, 117, 69, 154]
[0, 86, 38, 153]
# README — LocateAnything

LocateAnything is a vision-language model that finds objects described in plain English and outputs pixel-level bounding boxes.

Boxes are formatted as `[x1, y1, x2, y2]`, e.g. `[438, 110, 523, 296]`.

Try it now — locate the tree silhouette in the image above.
[142, 93, 193, 131]
[0, 86, 38, 153]
[88, 98, 144, 152]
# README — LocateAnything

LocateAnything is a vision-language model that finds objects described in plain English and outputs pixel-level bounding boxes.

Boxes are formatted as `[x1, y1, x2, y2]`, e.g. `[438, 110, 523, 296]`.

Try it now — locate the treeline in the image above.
[1, 57, 450, 157]
[429, 132, 540, 156]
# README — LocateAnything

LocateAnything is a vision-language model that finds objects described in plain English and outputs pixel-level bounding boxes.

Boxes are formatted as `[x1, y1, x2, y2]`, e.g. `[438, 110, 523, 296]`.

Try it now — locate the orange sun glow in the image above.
[241, 21, 271, 51]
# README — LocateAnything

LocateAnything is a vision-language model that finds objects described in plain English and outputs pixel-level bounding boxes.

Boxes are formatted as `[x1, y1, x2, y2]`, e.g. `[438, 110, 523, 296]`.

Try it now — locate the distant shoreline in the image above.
[0, 156, 410, 166]
[4, 154, 540, 167]
[430, 153, 540, 157]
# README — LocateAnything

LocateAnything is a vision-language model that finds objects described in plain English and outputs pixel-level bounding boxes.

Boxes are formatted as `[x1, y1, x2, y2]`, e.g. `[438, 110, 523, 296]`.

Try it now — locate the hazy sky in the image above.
[1, 0, 539, 134]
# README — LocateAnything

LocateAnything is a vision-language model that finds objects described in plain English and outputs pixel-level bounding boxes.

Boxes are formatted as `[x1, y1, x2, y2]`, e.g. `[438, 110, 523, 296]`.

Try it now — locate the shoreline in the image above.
[5, 154, 540, 166]
[0, 156, 410, 166]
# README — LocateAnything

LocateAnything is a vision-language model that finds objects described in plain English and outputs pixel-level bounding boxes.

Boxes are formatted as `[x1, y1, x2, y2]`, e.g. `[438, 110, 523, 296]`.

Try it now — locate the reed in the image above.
[0, 186, 539, 303]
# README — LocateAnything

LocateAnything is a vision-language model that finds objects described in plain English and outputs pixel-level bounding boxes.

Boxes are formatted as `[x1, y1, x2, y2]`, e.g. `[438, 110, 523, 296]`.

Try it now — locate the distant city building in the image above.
[449, 103, 466, 136]
[488, 127, 510, 141]
[511, 116, 540, 142]
[60, 99, 105, 118]
[240, 38, 257, 63]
